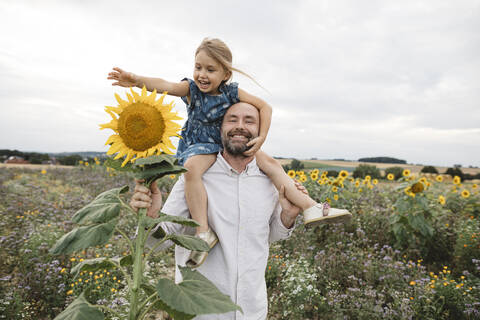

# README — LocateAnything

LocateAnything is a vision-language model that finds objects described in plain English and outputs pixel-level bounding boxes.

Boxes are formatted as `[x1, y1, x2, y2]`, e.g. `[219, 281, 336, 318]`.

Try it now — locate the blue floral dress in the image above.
[176, 78, 239, 165]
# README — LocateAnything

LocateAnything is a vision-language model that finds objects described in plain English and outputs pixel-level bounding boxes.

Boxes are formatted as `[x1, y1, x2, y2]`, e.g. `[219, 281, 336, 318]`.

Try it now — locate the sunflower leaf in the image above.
[53, 292, 104, 320]
[145, 213, 200, 228]
[133, 154, 179, 167]
[120, 254, 133, 266]
[168, 234, 210, 252]
[72, 186, 129, 225]
[50, 221, 117, 255]
[134, 164, 187, 181]
[103, 157, 139, 172]
[70, 257, 121, 279]
[141, 284, 195, 320]
[155, 266, 242, 316]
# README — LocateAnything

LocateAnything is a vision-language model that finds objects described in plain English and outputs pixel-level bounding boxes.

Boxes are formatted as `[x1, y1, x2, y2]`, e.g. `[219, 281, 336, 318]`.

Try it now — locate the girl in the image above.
[108, 38, 351, 268]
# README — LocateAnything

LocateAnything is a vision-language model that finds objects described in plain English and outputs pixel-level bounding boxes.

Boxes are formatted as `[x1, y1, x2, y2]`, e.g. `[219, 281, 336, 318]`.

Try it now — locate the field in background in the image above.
[3, 160, 480, 175]
[276, 158, 480, 174]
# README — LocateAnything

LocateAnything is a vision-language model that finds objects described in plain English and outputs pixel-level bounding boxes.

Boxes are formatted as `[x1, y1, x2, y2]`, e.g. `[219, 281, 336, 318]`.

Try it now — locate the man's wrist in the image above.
[280, 211, 296, 229]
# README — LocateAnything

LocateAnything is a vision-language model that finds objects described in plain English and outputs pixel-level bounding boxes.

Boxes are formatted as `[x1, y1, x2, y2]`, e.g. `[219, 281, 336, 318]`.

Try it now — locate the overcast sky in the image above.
[1, 0, 479, 167]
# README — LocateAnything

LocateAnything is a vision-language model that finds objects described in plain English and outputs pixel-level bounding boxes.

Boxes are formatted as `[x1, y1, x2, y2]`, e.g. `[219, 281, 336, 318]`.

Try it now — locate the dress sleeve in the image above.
[180, 78, 198, 109]
[224, 82, 239, 104]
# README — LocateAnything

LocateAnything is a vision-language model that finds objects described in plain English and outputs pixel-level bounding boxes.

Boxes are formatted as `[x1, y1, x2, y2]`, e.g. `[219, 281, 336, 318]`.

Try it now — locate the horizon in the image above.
[2, 148, 478, 169]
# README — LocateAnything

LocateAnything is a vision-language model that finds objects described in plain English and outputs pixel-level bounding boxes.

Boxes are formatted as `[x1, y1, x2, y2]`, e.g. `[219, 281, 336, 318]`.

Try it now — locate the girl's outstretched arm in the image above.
[108, 67, 189, 97]
[238, 88, 272, 156]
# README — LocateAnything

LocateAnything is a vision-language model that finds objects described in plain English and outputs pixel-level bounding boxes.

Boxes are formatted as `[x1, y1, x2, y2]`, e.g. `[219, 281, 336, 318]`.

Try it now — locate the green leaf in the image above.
[53, 292, 104, 320]
[72, 186, 129, 225]
[120, 254, 133, 267]
[70, 257, 125, 279]
[133, 154, 178, 167]
[145, 213, 200, 228]
[141, 284, 195, 320]
[103, 157, 138, 172]
[168, 234, 210, 252]
[50, 221, 116, 255]
[156, 266, 242, 316]
[134, 164, 187, 181]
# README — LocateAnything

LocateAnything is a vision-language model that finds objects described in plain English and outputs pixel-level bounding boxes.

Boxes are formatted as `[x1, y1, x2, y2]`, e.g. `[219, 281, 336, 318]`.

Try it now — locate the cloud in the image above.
[0, 0, 478, 166]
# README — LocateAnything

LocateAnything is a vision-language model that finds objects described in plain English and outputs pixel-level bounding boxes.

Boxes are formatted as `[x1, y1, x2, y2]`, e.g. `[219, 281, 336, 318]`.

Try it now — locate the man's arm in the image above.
[269, 183, 305, 242]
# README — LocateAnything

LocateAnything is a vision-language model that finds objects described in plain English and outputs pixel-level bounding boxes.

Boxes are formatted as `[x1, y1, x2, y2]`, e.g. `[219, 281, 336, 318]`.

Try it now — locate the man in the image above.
[130, 102, 304, 319]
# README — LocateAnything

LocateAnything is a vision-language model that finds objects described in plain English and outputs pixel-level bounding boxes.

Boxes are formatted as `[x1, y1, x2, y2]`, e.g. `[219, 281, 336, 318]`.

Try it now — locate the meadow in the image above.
[0, 162, 479, 319]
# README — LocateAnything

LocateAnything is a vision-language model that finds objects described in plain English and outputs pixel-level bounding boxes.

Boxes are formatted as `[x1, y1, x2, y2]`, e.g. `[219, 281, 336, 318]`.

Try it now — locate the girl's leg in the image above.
[256, 151, 352, 226]
[256, 151, 316, 211]
[183, 154, 217, 234]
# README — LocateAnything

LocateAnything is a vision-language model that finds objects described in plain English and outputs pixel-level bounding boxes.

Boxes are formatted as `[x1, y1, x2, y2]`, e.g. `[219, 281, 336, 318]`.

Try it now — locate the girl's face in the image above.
[193, 50, 230, 95]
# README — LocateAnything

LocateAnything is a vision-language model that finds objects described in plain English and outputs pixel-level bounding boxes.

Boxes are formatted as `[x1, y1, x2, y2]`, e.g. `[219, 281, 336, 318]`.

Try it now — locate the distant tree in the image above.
[283, 159, 304, 172]
[353, 164, 381, 179]
[58, 154, 83, 166]
[384, 166, 404, 180]
[445, 167, 464, 180]
[421, 166, 439, 174]
[358, 157, 406, 164]
[290, 159, 304, 171]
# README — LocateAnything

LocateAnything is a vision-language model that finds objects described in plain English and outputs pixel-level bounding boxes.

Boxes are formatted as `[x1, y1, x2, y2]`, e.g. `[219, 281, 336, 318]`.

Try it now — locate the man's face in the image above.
[221, 103, 260, 156]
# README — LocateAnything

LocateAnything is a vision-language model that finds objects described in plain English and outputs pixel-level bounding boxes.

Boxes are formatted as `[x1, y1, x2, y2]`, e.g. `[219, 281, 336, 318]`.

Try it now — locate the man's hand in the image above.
[243, 136, 265, 156]
[279, 181, 308, 228]
[129, 180, 162, 219]
[108, 67, 139, 88]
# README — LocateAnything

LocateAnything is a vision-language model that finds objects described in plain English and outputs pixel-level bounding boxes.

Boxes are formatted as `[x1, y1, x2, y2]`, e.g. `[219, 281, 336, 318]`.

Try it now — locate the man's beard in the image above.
[222, 129, 255, 156]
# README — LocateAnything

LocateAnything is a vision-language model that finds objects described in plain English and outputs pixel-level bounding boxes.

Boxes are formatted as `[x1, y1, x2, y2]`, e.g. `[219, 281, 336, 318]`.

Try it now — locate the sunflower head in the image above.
[339, 170, 349, 178]
[438, 195, 446, 205]
[453, 176, 461, 185]
[100, 87, 182, 166]
[387, 173, 395, 181]
[403, 169, 411, 177]
[436, 175, 444, 183]
[411, 182, 425, 194]
[287, 170, 296, 178]
[461, 189, 470, 198]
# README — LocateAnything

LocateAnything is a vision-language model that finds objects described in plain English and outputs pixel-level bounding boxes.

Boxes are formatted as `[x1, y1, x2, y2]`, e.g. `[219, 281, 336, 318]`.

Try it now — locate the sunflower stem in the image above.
[129, 206, 147, 320]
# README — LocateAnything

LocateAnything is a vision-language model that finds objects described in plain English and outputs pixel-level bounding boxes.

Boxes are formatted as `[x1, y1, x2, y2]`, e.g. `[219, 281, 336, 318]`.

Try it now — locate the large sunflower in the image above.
[100, 87, 182, 166]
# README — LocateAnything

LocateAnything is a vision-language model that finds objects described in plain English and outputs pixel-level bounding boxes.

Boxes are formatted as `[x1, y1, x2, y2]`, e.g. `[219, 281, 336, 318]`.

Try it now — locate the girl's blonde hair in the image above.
[195, 37, 262, 88]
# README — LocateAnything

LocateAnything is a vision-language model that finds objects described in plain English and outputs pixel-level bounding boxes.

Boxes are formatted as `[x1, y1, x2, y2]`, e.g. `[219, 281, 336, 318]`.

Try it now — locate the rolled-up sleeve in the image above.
[268, 202, 295, 243]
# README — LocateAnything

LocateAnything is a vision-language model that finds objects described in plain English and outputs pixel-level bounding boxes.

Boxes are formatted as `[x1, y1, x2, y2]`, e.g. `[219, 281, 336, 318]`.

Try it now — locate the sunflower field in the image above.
[1, 164, 479, 319]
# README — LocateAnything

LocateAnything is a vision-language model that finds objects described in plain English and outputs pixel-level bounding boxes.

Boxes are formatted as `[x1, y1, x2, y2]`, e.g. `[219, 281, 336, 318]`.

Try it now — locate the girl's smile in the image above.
[193, 50, 230, 95]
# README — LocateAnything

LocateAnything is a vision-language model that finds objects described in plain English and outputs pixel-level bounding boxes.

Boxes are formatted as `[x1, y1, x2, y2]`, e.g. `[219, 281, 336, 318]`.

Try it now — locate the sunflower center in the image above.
[117, 102, 165, 151]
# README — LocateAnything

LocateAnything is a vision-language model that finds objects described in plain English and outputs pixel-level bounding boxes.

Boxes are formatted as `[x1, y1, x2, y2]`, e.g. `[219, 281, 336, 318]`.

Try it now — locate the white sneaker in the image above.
[303, 203, 352, 227]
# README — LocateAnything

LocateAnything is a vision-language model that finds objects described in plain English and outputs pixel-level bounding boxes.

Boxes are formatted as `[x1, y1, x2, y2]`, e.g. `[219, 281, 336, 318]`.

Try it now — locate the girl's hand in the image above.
[244, 136, 265, 156]
[107, 67, 138, 87]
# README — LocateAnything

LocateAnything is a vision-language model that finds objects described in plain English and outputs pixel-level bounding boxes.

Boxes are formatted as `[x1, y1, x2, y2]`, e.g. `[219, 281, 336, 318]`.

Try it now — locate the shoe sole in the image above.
[186, 237, 219, 268]
[304, 212, 352, 228]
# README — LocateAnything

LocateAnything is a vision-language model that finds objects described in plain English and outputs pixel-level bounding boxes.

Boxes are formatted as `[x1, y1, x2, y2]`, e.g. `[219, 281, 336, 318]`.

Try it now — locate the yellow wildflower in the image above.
[453, 176, 461, 185]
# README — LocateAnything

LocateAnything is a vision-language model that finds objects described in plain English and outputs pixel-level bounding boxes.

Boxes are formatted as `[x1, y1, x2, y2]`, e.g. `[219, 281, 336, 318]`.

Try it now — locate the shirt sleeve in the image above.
[145, 176, 195, 252]
[268, 200, 295, 243]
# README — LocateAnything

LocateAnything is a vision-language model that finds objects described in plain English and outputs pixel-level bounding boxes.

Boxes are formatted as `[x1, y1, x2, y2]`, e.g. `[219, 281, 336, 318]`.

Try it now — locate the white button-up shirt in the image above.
[147, 152, 294, 319]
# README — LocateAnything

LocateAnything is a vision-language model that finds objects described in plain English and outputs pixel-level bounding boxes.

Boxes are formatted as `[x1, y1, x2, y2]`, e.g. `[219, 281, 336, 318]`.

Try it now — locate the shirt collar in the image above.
[216, 152, 259, 176]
